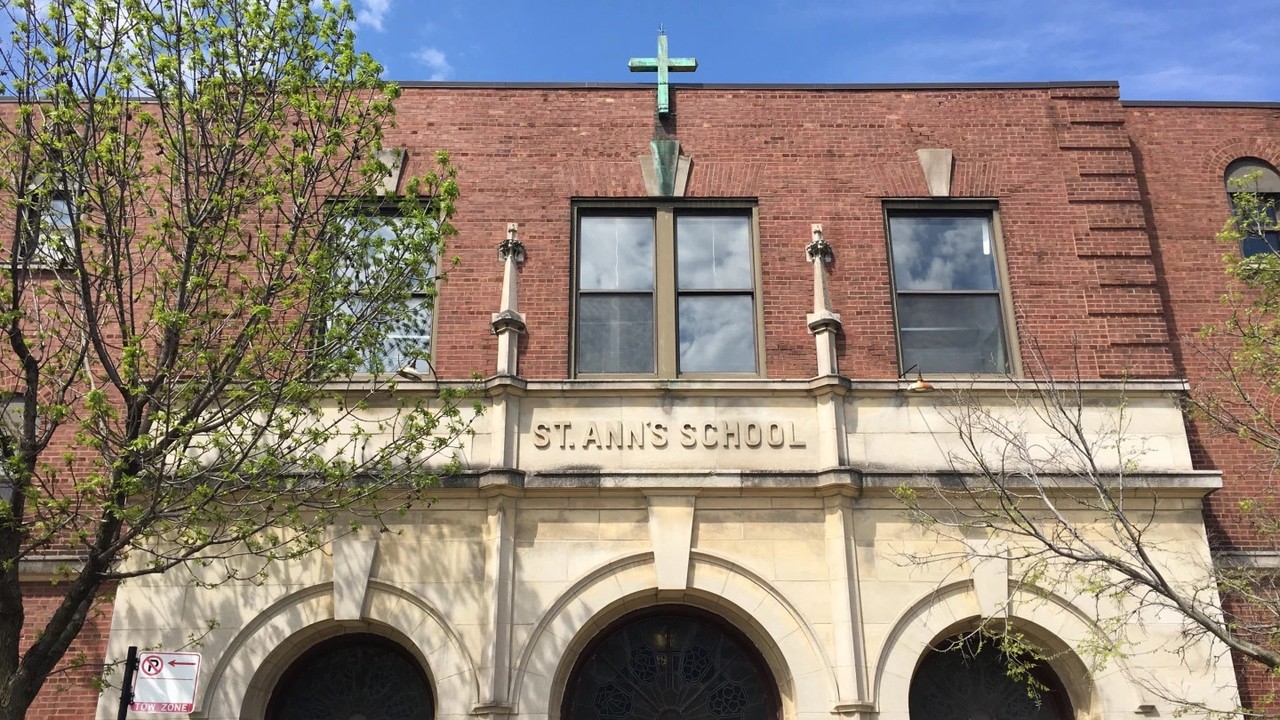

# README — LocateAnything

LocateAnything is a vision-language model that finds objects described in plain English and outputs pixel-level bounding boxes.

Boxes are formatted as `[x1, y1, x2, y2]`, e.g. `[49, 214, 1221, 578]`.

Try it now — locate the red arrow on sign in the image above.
[169, 660, 197, 667]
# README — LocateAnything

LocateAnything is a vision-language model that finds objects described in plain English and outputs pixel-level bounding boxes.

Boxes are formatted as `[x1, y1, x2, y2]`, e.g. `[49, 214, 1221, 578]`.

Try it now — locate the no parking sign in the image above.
[129, 651, 201, 713]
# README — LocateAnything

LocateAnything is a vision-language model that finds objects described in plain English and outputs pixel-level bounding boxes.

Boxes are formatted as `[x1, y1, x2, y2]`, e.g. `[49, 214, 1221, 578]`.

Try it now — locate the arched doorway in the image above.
[562, 606, 779, 720]
[909, 634, 1072, 720]
[266, 633, 434, 720]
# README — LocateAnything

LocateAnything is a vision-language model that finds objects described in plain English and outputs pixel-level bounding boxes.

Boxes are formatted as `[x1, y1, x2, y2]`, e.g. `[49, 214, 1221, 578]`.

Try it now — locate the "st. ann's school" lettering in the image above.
[531, 420, 806, 451]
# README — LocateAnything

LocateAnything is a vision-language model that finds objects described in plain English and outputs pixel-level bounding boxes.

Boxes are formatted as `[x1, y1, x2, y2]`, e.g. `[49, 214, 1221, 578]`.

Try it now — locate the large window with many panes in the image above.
[334, 211, 436, 376]
[886, 206, 1013, 375]
[573, 204, 762, 377]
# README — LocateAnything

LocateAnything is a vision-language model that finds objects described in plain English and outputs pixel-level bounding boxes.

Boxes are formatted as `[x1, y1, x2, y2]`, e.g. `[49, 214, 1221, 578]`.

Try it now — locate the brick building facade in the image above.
[19, 80, 1280, 719]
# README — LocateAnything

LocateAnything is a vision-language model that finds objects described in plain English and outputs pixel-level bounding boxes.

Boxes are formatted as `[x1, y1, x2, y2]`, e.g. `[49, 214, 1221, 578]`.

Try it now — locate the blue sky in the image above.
[355, 0, 1280, 101]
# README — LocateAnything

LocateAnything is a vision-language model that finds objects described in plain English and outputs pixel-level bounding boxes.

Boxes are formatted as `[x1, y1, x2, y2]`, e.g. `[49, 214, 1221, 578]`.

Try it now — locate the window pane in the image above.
[580, 216, 655, 291]
[336, 215, 435, 289]
[676, 215, 753, 290]
[1236, 193, 1280, 258]
[897, 295, 1007, 374]
[346, 296, 433, 374]
[31, 196, 73, 265]
[1242, 231, 1280, 258]
[377, 296, 433, 373]
[678, 295, 756, 373]
[890, 215, 998, 291]
[578, 294, 654, 374]
[47, 198, 72, 232]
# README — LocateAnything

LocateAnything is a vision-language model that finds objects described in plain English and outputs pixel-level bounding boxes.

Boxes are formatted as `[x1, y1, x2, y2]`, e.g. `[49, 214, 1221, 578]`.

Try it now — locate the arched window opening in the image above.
[1225, 158, 1280, 258]
[266, 632, 433, 720]
[909, 634, 1072, 720]
[563, 606, 779, 720]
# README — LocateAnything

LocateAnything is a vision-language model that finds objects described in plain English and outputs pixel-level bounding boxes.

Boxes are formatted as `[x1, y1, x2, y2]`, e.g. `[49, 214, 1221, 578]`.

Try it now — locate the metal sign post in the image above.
[116, 646, 138, 720]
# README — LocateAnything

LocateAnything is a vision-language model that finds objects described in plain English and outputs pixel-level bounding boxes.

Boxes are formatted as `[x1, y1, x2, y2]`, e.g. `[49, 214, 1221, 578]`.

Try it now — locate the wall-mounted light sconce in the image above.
[898, 364, 935, 393]
[397, 366, 430, 382]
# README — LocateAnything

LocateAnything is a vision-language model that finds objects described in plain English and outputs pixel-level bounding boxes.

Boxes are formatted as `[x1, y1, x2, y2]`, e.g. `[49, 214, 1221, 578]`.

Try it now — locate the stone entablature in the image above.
[322, 378, 1197, 478]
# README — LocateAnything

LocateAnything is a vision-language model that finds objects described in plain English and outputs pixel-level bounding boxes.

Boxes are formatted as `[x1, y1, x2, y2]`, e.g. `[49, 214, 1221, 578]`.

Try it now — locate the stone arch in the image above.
[510, 550, 838, 720]
[198, 581, 478, 720]
[873, 580, 1149, 720]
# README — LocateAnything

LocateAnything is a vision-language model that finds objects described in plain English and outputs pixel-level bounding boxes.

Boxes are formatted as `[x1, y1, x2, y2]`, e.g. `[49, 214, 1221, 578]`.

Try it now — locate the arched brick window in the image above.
[1225, 157, 1280, 258]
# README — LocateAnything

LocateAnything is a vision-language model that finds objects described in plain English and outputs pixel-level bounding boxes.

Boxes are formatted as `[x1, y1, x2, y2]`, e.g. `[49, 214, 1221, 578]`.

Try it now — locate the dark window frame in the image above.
[1225, 158, 1280, 259]
[884, 201, 1019, 377]
[571, 200, 765, 379]
[909, 633, 1073, 720]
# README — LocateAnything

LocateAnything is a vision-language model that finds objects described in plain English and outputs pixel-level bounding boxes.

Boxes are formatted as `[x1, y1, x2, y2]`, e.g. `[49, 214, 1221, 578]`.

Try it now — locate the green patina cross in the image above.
[628, 30, 697, 117]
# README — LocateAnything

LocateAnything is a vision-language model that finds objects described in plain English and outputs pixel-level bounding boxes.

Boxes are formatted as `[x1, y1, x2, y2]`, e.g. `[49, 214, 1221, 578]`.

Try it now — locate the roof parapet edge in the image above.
[387, 80, 1121, 91]
[1123, 99, 1280, 109]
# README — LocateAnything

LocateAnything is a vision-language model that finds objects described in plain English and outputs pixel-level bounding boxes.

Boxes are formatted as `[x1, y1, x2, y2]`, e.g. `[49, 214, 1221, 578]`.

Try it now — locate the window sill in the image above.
[15, 262, 74, 273]
[319, 372, 439, 392]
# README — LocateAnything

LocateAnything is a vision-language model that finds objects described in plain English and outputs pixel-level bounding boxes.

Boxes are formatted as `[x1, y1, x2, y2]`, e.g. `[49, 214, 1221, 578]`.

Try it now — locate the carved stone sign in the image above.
[531, 420, 806, 451]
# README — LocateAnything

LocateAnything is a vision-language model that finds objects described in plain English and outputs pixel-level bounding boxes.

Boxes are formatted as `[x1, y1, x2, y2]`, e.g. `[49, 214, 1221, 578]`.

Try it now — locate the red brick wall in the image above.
[1126, 103, 1280, 711]
[1125, 104, 1280, 547]
[386, 84, 1176, 382]
[19, 585, 115, 720]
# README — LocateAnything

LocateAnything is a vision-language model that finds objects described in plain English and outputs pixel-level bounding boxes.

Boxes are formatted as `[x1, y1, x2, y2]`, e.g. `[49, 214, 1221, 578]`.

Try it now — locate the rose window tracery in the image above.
[267, 634, 433, 720]
[566, 610, 777, 720]
[908, 635, 1070, 720]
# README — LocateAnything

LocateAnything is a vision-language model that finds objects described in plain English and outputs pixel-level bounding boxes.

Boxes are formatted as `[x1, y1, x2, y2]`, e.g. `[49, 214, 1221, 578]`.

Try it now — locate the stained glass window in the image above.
[564, 610, 777, 720]
[267, 634, 433, 720]
[909, 635, 1070, 720]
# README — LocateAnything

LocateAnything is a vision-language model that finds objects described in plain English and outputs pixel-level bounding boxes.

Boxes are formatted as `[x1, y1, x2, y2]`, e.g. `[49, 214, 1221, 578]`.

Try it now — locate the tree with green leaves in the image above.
[0, 1, 472, 717]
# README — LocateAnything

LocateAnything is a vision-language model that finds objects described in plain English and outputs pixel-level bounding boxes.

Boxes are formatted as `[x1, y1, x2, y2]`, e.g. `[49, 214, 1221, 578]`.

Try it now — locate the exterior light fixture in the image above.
[898, 364, 935, 393]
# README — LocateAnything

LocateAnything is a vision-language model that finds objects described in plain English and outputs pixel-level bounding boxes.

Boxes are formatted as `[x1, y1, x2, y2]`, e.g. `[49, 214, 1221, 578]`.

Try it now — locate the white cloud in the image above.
[411, 46, 453, 81]
[356, 0, 391, 32]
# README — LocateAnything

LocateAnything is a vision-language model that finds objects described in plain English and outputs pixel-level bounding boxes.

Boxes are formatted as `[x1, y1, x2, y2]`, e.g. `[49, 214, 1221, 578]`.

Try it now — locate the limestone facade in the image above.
[81, 81, 1272, 719]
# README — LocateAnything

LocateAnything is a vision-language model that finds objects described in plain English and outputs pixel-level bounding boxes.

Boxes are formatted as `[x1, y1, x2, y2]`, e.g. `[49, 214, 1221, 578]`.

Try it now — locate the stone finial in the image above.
[806, 223, 833, 263]
[497, 222, 525, 263]
[916, 148, 954, 197]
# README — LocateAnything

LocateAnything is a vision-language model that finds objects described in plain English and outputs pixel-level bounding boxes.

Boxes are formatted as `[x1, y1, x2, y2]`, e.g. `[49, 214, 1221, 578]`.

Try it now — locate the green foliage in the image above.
[938, 628, 1056, 702]
[0, 0, 475, 714]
